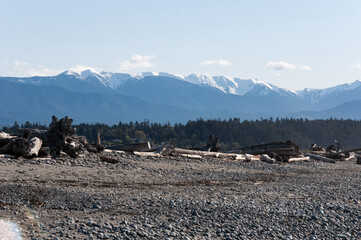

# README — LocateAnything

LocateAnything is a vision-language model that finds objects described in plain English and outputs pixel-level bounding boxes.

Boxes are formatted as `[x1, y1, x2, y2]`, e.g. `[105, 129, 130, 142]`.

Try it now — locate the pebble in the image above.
[0, 153, 360, 239]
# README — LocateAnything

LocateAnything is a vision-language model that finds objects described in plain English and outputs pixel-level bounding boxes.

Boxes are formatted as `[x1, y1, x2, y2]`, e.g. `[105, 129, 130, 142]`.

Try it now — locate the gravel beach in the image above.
[0, 152, 360, 239]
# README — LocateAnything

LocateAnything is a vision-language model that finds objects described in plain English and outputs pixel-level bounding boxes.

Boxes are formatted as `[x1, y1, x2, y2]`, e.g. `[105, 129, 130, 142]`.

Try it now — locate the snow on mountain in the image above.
[5, 68, 361, 106]
[296, 80, 361, 103]
[100, 72, 133, 90]
[60, 70, 361, 102]
[59, 69, 281, 97]
[61, 70, 81, 78]
[183, 74, 269, 96]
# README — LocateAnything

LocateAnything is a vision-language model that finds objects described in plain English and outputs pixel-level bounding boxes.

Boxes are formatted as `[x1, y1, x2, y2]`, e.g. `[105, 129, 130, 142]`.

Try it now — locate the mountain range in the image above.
[1, 69, 361, 126]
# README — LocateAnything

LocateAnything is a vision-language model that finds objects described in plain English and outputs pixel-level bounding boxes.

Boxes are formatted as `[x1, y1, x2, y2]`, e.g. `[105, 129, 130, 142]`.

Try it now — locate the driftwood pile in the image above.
[105, 139, 311, 163]
[2, 118, 360, 165]
[0, 116, 103, 159]
[105, 138, 361, 165]
[306, 142, 361, 164]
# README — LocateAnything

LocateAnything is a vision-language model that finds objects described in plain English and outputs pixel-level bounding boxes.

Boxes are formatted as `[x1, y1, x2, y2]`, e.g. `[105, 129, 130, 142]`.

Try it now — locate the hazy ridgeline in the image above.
[4, 118, 361, 150]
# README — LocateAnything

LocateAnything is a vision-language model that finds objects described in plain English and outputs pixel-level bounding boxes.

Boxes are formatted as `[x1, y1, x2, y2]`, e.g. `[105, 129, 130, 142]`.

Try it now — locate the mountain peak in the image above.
[59, 70, 80, 78]
[80, 69, 102, 80]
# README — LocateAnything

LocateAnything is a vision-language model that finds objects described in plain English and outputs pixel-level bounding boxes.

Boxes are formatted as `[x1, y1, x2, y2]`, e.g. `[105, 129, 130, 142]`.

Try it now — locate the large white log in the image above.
[288, 156, 310, 162]
[180, 154, 202, 159]
[246, 154, 260, 161]
[103, 149, 125, 154]
[0, 132, 15, 139]
[26, 137, 42, 158]
[134, 151, 162, 158]
[172, 148, 249, 160]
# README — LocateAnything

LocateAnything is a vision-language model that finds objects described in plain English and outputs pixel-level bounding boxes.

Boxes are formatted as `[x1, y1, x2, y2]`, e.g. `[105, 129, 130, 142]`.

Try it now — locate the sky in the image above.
[1, 0, 361, 90]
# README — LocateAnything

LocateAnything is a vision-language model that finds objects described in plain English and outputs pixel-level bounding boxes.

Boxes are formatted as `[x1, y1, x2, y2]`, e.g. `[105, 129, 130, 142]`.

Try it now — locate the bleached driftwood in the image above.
[134, 151, 162, 158]
[26, 137, 42, 158]
[180, 154, 202, 159]
[304, 153, 336, 163]
[172, 148, 248, 160]
[343, 152, 357, 161]
[246, 154, 260, 161]
[287, 156, 310, 162]
[103, 149, 125, 154]
[0, 132, 15, 139]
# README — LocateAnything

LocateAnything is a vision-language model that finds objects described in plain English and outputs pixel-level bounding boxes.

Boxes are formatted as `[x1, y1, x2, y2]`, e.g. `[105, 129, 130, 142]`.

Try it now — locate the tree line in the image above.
[3, 118, 361, 150]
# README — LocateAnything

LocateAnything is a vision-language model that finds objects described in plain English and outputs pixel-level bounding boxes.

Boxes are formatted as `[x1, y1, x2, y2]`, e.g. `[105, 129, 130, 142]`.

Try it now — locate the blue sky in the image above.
[1, 0, 361, 90]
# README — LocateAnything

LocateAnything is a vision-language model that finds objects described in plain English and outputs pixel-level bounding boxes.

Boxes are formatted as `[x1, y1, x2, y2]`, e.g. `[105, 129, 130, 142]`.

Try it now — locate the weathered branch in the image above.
[304, 153, 336, 163]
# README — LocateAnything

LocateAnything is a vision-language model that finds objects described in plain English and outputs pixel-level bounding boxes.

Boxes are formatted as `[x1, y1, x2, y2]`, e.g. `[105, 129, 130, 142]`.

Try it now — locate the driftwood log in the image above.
[170, 148, 247, 160]
[106, 142, 151, 152]
[26, 137, 42, 158]
[288, 156, 310, 162]
[242, 141, 300, 158]
[133, 151, 161, 158]
[0, 137, 30, 157]
[180, 154, 203, 159]
[99, 155, 119, 164]
[304, 153, 336, 163]
[0, 132, 15, 139]
[260, 154, 276, 164]
[0, 136, 42, 158]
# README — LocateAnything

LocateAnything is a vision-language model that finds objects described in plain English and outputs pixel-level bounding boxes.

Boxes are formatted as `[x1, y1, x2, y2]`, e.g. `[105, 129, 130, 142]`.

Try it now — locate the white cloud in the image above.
[267, 61, 312, 71]
[299, 65, 312, 71]
[352, 63, 361, 69]
[266, 61, 296, 70]
[4, 60, 60, 76]
[200, 59, 231, 66]
[116, 54, 156, 71]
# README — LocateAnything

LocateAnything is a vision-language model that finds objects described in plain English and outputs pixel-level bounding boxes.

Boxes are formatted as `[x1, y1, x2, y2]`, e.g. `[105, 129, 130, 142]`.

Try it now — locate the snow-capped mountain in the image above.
[2, 69, 361, 125]
[296, 80, 361, 104]
[4, 69, 361, 106]
[4, 69, 361, 100]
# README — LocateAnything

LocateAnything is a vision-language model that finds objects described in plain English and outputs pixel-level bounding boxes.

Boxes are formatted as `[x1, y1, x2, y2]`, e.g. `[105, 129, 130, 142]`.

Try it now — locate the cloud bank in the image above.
[5, 61, 60, 76]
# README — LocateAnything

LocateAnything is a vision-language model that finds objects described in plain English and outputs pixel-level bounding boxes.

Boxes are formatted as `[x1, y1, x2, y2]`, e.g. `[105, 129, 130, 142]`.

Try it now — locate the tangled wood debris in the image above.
[306, 141, 361, 164]
[0, 116, 103, 158]
[103, 139, 360, 165]
[1, 117, 360, 165]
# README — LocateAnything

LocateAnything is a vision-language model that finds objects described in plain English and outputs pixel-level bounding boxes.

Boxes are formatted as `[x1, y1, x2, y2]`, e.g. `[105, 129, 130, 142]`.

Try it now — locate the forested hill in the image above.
[4, 118, 361, 150]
